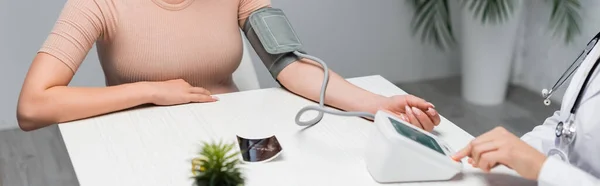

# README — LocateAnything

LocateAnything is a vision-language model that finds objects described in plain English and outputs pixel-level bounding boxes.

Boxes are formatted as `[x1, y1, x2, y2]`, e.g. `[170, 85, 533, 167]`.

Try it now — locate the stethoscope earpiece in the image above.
[544, 99, 551, 106]
[542, 88, 552, 106]
[542, 88, 549, 97]
[541, 38, 594, 107]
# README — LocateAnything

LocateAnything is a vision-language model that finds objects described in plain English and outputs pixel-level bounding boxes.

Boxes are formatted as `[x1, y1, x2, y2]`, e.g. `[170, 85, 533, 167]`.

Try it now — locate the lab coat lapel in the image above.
[579, 65, 600, 104]
[559, 43, 600, 119]
[570, 64, 600, 177]
[577, 34, 600, 105]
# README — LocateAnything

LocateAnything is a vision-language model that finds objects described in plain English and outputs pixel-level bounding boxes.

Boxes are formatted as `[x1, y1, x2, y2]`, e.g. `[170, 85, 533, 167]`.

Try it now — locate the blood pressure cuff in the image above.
[243, 7, 305, 79]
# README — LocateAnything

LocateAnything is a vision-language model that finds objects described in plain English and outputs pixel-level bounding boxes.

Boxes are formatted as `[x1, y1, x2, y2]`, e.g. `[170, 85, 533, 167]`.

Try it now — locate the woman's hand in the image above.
[451, 127, 547, 180]
[148, 79, 219, 106]
[379, 94, 440, 131]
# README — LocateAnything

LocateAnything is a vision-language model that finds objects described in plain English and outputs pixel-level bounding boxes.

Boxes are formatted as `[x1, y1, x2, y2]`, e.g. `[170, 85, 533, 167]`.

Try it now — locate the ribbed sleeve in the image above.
[238, 0, 271, 21]
[38, 0, 106, 73]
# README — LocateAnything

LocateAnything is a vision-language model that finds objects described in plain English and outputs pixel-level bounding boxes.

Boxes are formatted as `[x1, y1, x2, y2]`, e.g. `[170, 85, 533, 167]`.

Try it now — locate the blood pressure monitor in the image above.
[365, 111, 462, 183]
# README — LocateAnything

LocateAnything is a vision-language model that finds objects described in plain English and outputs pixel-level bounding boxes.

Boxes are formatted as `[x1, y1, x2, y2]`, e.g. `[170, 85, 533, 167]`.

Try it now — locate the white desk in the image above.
[59, 75, 534, 186]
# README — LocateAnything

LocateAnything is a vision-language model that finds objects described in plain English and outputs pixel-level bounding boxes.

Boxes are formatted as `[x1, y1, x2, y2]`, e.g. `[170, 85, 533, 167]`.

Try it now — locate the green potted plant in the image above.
[191, 141, 244, 186]
[408, 0, 582, 105]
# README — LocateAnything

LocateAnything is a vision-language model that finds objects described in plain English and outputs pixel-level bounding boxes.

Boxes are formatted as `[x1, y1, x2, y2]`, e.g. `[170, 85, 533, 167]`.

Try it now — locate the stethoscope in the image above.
[541, 34, 600, 163]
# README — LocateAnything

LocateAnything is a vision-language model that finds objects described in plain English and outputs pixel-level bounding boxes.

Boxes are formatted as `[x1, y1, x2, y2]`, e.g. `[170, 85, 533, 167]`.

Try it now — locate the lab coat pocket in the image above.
[541, 139, 555, 155]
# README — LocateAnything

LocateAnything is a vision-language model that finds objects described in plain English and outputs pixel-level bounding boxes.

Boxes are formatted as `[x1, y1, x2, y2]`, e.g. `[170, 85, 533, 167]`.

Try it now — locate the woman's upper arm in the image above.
[18, 0, 107, 128]
[20, 0, 105, 105]
[24, 0, 105, 89]
[237, 0, 271, 28]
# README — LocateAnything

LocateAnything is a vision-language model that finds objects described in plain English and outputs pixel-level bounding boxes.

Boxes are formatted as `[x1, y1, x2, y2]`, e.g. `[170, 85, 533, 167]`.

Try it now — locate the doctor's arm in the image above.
[520, 111, 562, 151]
[531, 111, 600, 186]
[452, 111, 600, 185]
[521, 111, 600, 185]
[537, 156, 600, 186]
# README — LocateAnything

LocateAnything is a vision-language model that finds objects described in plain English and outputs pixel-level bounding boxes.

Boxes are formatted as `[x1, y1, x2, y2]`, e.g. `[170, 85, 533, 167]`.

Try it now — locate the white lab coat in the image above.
[520, 39, 600, 186]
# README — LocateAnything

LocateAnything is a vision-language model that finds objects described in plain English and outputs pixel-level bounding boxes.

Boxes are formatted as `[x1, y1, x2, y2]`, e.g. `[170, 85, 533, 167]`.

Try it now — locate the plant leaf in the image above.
[462, 0, 516, 24]
[193, 141, 244, 186]
[407, 0, 455, 50]
[547, 0, 581, 43]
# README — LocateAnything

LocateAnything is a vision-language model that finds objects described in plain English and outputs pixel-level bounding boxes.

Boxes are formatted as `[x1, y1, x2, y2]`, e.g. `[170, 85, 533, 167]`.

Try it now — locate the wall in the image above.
[0, 0, 459, 130]
[0, 1, 6, 129]
[512, 0, 600, 104]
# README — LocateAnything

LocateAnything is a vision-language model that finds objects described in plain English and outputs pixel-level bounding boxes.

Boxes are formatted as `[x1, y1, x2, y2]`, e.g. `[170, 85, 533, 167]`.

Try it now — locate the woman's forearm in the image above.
[17, 82, 152, 131]
[277, 59, 389, 114]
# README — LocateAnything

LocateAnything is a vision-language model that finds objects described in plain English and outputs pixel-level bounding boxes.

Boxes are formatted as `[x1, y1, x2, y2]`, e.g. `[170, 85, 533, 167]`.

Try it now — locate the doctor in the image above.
[452, 32, 600, 186]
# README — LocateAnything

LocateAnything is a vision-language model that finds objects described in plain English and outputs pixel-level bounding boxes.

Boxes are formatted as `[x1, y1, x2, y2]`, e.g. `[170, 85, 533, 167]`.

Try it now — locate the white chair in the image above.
[232, 31, 261, 91]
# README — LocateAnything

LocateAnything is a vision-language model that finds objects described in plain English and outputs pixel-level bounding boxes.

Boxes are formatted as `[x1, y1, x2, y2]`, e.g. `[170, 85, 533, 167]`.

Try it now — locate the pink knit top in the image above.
[39, 0, 270, 93]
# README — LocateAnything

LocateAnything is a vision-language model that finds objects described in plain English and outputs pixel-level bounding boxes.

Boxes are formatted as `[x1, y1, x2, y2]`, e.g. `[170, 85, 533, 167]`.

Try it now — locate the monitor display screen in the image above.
[389, 118, 446, 155]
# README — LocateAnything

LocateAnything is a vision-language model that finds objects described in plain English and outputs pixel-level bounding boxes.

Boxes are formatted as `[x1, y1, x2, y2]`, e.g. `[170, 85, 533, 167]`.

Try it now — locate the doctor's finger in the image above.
[478, 152, 501, 172]
[471, 129, 504, 146]
[452, 143, 473, 161]
[452, 132, 498, 161]
[471, 141, 499, 168]
[412, 107, 434, 131]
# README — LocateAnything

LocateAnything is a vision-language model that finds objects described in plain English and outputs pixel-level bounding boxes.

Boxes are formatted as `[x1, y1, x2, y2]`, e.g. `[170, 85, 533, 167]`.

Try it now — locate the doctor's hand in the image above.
[451, 127, 547, 180]
[379, 94, 440, 132]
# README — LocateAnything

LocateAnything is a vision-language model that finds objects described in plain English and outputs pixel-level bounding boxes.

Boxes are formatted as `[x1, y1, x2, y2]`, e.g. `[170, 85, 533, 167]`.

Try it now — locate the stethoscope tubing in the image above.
[543, 34, 600, 107]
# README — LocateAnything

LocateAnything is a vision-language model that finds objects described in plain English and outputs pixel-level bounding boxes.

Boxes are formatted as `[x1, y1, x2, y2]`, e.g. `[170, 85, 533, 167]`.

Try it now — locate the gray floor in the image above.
[0, 76, 559, 186]
[0, 125, 78, 186]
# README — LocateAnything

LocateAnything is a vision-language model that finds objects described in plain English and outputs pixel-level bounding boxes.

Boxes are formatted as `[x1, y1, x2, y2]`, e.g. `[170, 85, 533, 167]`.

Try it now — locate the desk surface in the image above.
[59, 75, 531, 186]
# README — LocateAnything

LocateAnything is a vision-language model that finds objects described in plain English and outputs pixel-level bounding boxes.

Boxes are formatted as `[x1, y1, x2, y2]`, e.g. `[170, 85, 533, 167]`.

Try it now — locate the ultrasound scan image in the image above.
[236, 135, 283, 163]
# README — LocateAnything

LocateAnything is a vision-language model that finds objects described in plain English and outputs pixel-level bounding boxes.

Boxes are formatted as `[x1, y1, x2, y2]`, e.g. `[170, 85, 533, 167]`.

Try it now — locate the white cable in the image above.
[292, 51, 375, 126]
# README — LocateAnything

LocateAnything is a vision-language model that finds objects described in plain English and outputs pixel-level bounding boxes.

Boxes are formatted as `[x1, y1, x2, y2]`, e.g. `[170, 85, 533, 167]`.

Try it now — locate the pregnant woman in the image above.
[16, 0, 440, 131]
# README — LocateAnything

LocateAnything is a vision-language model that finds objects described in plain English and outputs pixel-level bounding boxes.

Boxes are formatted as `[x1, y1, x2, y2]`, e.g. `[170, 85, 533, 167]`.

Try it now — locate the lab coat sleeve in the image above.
[538, 157, 600, 186]
[520, 111, 560, 152]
